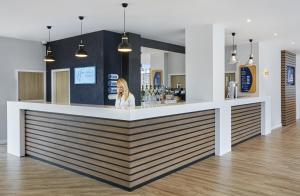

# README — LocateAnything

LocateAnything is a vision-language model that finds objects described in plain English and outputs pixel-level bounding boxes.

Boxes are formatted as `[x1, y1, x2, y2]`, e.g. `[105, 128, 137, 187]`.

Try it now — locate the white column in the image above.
[185, 24, 225, 102]
[261, 97, 272, 135]
[7, 102, 25, 157]
[215, 105, 231, 156]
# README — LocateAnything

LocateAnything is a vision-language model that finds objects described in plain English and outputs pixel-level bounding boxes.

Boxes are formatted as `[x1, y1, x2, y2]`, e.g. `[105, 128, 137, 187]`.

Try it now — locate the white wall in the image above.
[141, 53, 151, 65]
[166, 52, 185, 74]
[225, 41, 282, 129]
[150, 52, 165, 72]
[225, 43, 260, 97]
[296, 55, 300, 119]
[258, 42, 281, 129]
[0, 36, 45, 144]
[143, 49, 186, 86]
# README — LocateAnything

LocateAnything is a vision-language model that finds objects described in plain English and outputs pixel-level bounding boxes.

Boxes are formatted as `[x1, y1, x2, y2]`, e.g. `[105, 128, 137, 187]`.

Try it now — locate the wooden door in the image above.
[55, 71, 69, 104]
[18, 72, 44, 101]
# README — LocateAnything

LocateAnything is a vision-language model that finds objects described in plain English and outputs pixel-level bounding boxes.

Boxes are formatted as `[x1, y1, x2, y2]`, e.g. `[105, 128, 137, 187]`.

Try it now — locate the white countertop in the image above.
[7, 96, 270, 121]
[7, 96, 272, 157]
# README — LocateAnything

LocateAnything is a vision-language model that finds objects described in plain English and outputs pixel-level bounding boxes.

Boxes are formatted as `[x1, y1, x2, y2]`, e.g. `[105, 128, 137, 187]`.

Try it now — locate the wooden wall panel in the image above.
[281, 50, 296, 126]
[25, 110, 215, 190]
[18, 72, 44, 101]
[54, 71, 69, 104]
[231, 103, 261, 146]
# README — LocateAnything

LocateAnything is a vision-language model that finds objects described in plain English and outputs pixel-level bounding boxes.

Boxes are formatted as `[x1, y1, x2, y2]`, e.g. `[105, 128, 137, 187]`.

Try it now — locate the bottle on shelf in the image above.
[145, 85, 149, 103]
[141, 85, 145, 102]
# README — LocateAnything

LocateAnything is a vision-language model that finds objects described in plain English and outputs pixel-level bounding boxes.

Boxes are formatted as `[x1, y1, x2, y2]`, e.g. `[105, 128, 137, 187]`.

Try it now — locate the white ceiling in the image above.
[1, 0, 300, 53]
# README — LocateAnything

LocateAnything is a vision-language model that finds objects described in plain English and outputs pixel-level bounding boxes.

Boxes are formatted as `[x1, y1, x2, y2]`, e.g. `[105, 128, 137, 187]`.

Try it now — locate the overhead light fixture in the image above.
[229, 32, 239, 65]
[246, 39, 255, 66]
[273, 33, 278, 37]
[44, 26, 55, 63]
[291, 41, 296, 45]
[246, 19, 252, 23]
[75, 16, 88, 58]
[118, 3, 132, 53]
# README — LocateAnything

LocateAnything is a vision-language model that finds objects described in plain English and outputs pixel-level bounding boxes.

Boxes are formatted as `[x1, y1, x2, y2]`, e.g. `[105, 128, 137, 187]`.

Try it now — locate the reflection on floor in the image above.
[1, 122, 300, 196]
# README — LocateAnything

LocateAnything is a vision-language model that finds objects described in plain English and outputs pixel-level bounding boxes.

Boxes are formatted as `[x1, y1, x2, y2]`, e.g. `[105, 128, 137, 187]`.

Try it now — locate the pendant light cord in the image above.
[232, 35, 235, 51]
[47, 26, 51, 50]
[78, 16, 84, 44]
[123, 6, 126, 34]
[250, 39, 253, 55]
[81, 19, 83, 44]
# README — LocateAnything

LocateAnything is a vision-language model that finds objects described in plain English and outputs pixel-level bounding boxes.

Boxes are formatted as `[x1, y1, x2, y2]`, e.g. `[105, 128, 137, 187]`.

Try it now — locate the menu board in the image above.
[240, 65, 256, 93]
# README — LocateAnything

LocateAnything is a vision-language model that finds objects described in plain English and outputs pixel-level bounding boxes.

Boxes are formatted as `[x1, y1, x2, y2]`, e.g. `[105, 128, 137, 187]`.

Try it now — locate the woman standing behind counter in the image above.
[115, 78, 135, 109]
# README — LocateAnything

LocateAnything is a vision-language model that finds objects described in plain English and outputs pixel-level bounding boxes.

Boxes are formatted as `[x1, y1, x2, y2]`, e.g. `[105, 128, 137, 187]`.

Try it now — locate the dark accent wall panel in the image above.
[123, 33, 142, 105]
[231, 103, 261, 146]
[24, 109, 215, 190]
[46, 30, 185, 106]
[102, 31, 123, 105]
[46, 31, 105, 105]
[281, 50, 296, 126]
[141, 38, 185, 53]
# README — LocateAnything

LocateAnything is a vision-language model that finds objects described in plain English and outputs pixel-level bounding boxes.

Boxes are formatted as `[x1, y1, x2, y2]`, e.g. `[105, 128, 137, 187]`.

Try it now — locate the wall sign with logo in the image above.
[240, 65, 256, 93]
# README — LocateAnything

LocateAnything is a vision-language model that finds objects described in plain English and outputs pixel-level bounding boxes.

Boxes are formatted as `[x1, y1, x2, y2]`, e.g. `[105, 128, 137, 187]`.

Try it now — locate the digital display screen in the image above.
[287, 66, 295, 85]
[74, 66, 96, 84]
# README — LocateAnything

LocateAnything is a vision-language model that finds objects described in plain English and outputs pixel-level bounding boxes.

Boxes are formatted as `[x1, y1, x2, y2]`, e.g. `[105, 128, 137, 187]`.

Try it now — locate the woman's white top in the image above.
[115, 93, 135, 109]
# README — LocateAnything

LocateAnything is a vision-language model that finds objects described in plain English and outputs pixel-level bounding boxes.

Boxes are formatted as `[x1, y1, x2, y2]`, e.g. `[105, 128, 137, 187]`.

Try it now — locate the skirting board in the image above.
[272, 123, 282, 130]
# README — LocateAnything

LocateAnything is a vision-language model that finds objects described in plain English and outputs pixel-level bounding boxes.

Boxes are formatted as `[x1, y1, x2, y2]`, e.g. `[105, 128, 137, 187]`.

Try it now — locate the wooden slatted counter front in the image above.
[24, 109, 216, 191]
[231, 103, 262, 146]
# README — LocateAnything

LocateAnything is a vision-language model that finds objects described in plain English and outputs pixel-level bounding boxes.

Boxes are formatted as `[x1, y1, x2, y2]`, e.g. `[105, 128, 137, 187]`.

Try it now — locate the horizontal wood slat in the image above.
[25, 109, 215, 190]
[231, 103, 261, 146]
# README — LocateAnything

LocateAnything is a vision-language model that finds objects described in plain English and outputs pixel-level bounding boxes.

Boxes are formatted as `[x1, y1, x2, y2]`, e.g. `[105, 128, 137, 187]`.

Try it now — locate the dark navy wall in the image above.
[141, 38, 185, 53]
[102, 31, 123, 105]
[46, 31, 105, 105]
[46, 30, 184, 106]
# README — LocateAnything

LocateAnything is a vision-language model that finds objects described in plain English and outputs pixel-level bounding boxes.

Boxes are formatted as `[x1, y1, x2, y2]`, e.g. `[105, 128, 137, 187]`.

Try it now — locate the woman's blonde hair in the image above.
[117, 78, 130, 100]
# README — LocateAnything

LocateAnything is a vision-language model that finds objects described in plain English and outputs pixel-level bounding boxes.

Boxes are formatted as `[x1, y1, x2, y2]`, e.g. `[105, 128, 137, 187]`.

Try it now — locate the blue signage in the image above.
[240, 66, 256, 93]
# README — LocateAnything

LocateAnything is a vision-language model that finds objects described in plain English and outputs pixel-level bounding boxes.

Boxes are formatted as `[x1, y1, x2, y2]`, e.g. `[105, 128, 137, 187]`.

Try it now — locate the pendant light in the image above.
[118, 3, 132, 53]
[44, 26, 55, 62]
[228, 32, 239, 64]
[75, 16, 88, 58]
[246, 39, 255, 65]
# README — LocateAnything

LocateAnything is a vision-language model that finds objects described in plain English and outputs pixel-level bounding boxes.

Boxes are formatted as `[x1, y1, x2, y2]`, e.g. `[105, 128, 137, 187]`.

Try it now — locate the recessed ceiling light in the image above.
[291, 41, 296, 45]
[246, 19, 252, 23]
[273, 33, 278, 37]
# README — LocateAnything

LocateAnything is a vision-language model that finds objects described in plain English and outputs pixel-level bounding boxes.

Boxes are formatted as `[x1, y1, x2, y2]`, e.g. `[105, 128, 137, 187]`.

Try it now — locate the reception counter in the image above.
[7, 97, 271, 190]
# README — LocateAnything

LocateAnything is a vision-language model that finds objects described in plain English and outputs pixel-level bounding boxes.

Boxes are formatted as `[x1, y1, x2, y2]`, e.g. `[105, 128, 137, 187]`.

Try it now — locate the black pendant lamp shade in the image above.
[75, 16, 88, 58]
[44, 26, 55, 62]
[118, 3, 132, 53]
[229, 32, 239, 64]
[246, 39, 255, 65]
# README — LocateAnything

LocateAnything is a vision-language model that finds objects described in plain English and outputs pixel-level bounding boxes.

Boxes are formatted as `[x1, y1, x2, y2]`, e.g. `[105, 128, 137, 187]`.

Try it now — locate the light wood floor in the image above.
[1, 122, 300, 196]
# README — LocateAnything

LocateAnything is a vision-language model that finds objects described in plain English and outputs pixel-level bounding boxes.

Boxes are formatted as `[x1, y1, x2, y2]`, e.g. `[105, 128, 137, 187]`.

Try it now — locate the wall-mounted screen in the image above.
[74, 66, 96, 84]
[287, 66, 295, 85]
